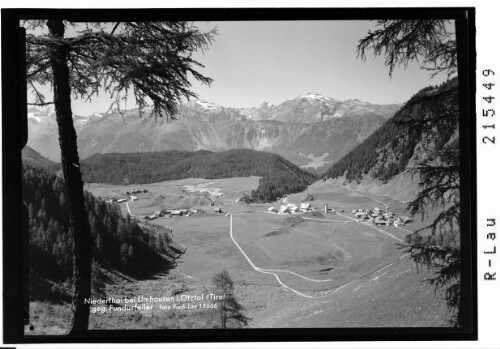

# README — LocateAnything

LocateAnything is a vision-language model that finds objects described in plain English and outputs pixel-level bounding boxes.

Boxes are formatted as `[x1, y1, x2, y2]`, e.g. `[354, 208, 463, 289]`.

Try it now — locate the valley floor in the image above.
[26, 177, 454, 334]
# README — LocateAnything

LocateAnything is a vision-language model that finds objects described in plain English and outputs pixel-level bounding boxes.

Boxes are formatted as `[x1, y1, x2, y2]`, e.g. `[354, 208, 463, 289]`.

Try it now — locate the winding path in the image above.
[228, 214, 408, 299]
[229, 214, 340, 298]
[125, 201, 133, 216]
[229, 180, 417, 298]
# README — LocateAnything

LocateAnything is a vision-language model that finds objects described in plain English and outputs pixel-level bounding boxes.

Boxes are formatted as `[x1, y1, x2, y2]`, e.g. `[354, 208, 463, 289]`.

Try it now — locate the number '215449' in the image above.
[482, 69, 496, 145]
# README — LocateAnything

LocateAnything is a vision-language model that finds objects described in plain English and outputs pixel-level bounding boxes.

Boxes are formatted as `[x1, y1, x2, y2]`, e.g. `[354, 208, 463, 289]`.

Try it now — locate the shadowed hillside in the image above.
[22, 161, 180, 302]
[323, 77, 458, 184]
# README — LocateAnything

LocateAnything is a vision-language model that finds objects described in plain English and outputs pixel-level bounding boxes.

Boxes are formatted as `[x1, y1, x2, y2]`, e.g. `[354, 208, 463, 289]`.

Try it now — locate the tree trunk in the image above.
[47, 19, 92, 334]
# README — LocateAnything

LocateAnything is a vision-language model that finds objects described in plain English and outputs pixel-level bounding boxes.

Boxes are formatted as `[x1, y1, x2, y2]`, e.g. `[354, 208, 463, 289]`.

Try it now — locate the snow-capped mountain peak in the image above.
[293, 92, 339, 105]
[193, 99, 219, 110]
[300, 92, 323, 99]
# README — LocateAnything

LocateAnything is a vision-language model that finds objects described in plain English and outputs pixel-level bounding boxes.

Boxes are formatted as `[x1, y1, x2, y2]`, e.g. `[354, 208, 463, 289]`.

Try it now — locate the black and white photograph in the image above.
[1, 6, 480, 344]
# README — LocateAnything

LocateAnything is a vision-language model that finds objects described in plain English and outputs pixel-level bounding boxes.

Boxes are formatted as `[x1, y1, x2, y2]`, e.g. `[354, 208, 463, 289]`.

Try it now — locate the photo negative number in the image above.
[482, 69, 496, 145]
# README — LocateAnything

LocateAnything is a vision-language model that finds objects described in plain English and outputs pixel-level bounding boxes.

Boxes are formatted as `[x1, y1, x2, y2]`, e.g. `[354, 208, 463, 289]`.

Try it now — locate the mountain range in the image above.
[27, 93, 401, 172]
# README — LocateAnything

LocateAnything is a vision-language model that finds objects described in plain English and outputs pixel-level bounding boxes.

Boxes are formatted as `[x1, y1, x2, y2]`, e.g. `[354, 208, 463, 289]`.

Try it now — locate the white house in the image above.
[145, 214, 157, 220]
[399, 216, 414, 224]
[279, 205, 290, 214]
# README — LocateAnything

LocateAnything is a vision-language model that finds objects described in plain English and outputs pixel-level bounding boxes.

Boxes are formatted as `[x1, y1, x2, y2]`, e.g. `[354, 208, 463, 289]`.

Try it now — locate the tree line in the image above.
[23, 162, 175, 302]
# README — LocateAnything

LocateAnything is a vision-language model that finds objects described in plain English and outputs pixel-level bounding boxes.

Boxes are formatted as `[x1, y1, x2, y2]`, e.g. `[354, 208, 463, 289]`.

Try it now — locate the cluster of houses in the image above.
[105, 197, 129, 204]
[268, 202, 315, 215]
[105, 189, 148, 205]
[125, 189, 148, 195]
[351, 207, 413, 226]
[143, 206, 224, 221]
[144, 208, 203, 221]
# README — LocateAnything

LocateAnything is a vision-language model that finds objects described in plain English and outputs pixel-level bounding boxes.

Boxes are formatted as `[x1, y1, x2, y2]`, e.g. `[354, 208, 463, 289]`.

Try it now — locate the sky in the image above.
[31, 20, 454, 115]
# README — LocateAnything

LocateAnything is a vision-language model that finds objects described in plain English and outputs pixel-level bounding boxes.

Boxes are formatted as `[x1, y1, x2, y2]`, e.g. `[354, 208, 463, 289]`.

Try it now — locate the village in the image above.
[104, 188, 149, 204]
[103, 188, 227, 222]
[142, 206, 227, 221]
[268, 201, 413, 227]
[104, 187, 413, 228]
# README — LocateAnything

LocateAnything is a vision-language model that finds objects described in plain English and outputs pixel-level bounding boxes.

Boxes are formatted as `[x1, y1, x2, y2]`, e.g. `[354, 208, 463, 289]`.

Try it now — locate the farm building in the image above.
[300, 203, 312, 211]
[117, 198, 128, 203]
[279, 205, 290, 214]
[145, 213, 158, 221]
[171, 210, 183, 216]
[355, 211, 366, 218]
[214, 207, 223, 214]
[395, 216, 413, 225]
[278, 203, 301, 214]
[129, 195, 138, 201]
[400, 216, 413, 224]
[268, 207, 277, 213]
[374, 217, 387, 225]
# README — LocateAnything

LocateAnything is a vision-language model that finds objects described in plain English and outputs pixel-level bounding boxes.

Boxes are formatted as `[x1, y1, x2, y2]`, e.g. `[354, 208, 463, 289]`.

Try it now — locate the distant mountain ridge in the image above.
[239, 92, 399, 123]
[27, 93, 401, 171]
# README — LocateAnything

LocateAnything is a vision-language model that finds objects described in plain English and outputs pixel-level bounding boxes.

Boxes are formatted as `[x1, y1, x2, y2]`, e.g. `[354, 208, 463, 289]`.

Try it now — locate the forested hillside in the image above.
[323, 78, 458, 183]
[22, 145, 57, 169]
[23, 162, 177, 302]
[81, 149, 318, 202]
